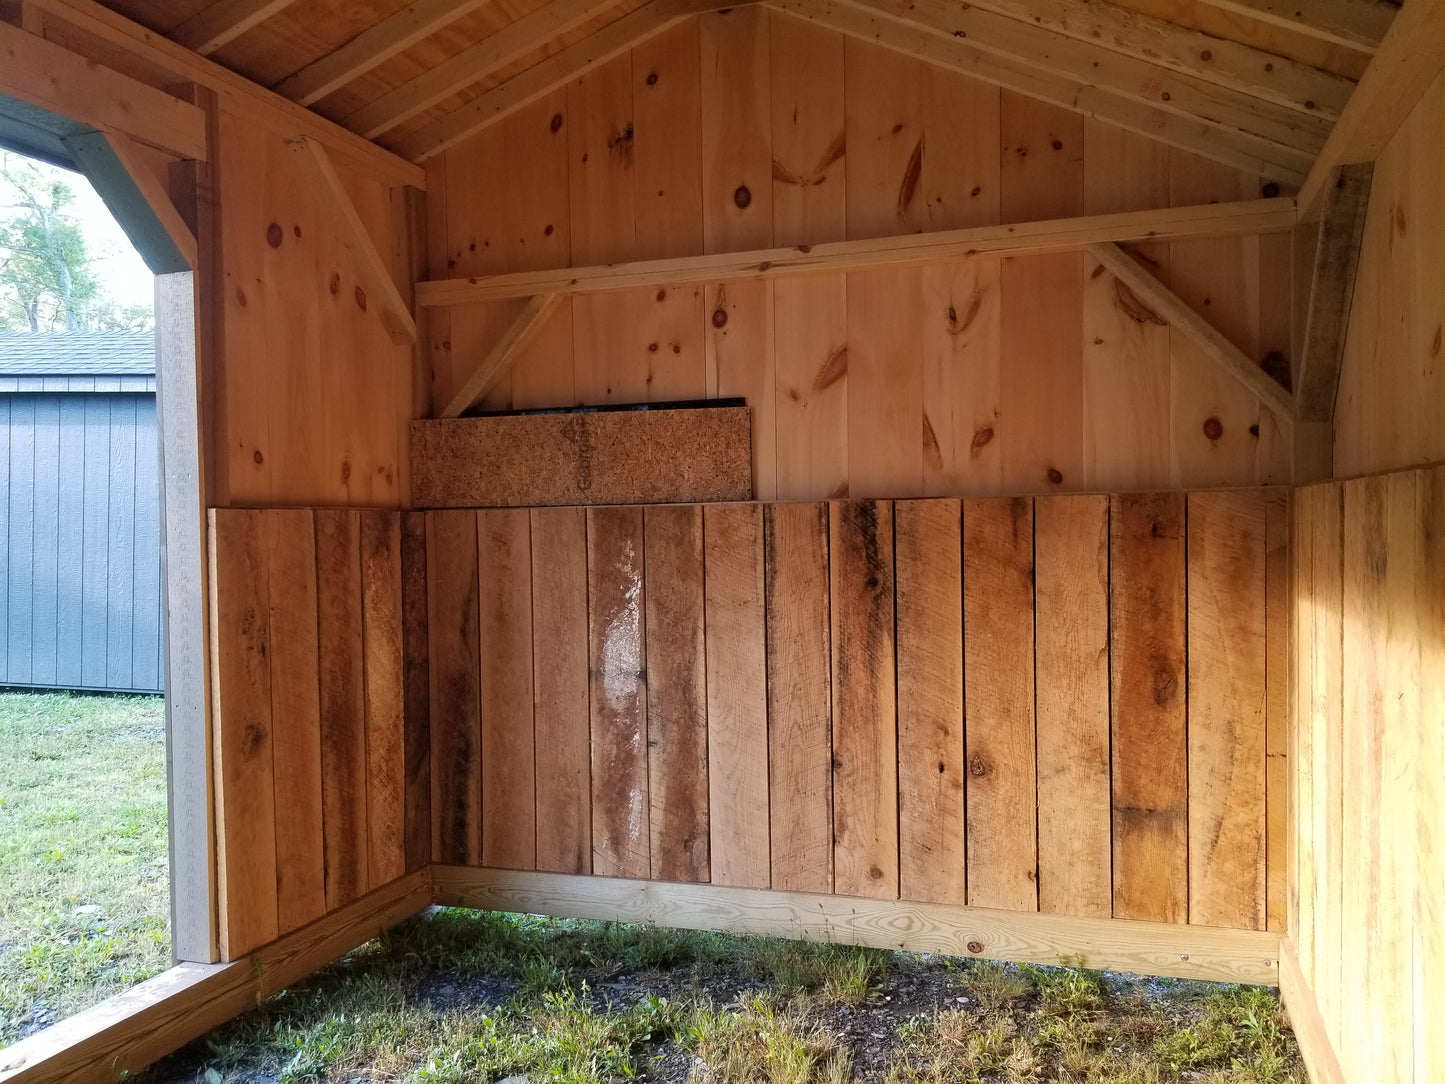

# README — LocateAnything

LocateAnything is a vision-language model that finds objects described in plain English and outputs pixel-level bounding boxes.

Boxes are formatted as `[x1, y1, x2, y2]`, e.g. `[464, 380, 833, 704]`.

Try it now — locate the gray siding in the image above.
[1, 392, 163, 694]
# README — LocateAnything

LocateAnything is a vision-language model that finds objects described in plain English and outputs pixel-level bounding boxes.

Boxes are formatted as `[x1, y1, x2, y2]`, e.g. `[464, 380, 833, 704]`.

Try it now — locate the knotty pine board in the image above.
[425, 19, 1294, 503]
[359, 511, 407, 890]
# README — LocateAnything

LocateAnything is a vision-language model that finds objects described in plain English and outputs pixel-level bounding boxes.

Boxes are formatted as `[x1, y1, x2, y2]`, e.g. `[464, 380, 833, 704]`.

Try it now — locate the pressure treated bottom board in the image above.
[411, 406, 753, 508]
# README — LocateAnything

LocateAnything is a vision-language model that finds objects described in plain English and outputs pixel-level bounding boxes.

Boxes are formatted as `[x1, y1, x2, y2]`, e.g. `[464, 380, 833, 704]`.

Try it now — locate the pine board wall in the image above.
[1288, 64, 1445, 1084]
[423, 7, 1296, 501]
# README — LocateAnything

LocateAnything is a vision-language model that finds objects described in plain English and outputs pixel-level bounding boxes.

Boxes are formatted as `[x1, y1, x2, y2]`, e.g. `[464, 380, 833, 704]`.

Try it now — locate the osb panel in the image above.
[410, 406, 753, 507]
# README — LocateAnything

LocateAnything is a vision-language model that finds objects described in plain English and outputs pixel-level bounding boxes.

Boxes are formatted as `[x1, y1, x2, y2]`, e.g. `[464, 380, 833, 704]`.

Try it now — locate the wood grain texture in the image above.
[315, 510, 368, 910]
[1110, 492, 1187, 923]
[1263, 491, 1290, 933]
[1416, 466, 1445, 1084]
[643, 505, 710, 882]
[208, 509, 279, 960]
[829, 500, 898, 899]
[703, 503, 770, 888]
[962, 497, 1037, 912]
[478, 509, 537, 871]
[261, 510, 324, 934]
[894, 499, 965, 905]
[1187, 491, 1268, 930]
[588, 506, 650, 879]
[426, 510, 482, 866]
[1034, 495, 1111, 919]
[765, 502, 834, 892]
[360, 512, 406, 888]
[530, 507, 592, 875]
[400, 511, 432, 872]
[436, 867, 1282, 985]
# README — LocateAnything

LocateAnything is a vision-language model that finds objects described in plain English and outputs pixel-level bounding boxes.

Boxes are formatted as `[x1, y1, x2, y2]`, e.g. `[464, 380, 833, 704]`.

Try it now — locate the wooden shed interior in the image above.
[0, 0, 1439, 1080]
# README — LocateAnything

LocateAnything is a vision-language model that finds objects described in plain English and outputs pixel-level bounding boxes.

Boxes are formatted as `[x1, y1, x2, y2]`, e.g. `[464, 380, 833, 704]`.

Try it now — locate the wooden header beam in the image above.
[1297, 0, 1445, 218]
[1087, 241, 1295, 419]
[416, 198, 1297, 306]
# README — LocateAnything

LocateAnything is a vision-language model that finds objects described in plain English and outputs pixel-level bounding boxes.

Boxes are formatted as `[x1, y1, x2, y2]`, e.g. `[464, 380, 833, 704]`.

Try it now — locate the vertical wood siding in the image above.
[0, 392, 162, 694]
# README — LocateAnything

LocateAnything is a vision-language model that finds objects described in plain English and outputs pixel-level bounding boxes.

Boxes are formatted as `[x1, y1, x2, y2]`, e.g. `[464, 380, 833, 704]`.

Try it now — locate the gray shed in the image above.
[0, 331, 162, 694]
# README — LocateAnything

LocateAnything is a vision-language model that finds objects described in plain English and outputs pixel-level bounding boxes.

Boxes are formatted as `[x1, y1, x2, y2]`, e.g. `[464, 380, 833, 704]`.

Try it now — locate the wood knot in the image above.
[970, 426, 994, 455]
[969, 754, 988, 778]
[1154, 668, 1178, 705]
[340, 459, 352, 483]
[734, 185, 752, 209]
[266, 222, 283, 248]
[1047, 467, 1064, 485]
[966, 940, 984, 954]
[1051, 139, 1063, 150]
[712, 308, 728, 329]
[868, 865, 884, 880]
[253, 449, 264, 465]
[1203, 416, 1223, 441]
[646, 71, 658, 85]
[293, 225, 302, 238]
[329, 273, 340, 296]
[550, 113, 563, 133]
[1261, 182, 1280, 198]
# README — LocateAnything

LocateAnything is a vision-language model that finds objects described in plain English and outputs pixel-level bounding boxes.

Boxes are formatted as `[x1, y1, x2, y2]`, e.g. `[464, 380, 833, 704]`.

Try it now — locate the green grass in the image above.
[0, 691, 170, 1045]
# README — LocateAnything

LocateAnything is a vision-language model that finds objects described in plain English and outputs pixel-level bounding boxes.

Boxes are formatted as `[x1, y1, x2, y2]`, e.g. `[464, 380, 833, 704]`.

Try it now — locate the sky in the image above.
[0, 150, 155, 313]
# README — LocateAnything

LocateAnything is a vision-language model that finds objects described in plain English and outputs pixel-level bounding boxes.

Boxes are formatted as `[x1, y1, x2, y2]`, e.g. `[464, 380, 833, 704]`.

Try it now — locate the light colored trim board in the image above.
[272, 0, 492, 107]
[1279, 939, 1347, 1084]
[389, 0, 754, 161]
[433, 866, 1281, 984]
[1086, 241, 1296, 420]
[25, 0, 424, 187]
[417, 198, 1297, 306]
[156, 271, 218, 965]
[766, 0, 1313, 183]
[63, 130, 198, 273]
[343, 0, 628, 139]
[440, 293, 561, 418]
[897, 0, 1352, 121]
[170, 0, 299, 55]
[1194, 0, 1393, 54]
[0, 19, 207, 160]
[1297, 164, 1372, 422]
[0, 870, 431, 1083]
[286, 135, 418, 346]
[1297, 0, 1445, 218]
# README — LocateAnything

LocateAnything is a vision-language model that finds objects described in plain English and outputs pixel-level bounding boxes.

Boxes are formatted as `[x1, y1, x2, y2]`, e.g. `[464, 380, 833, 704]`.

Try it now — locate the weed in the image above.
[684, 995, 852, 1084]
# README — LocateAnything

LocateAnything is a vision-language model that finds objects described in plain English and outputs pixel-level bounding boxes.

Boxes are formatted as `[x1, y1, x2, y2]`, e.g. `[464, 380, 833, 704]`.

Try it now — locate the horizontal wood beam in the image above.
[918, 0, 1353, 121]
[840, 0, 1333, 153]
[170, 0, 299, 55]
[1194, 0, 1395, 54]
[433, 866, 1282, 985]
[272, 0, 491, 107]
[0, 19, 207, 160]
[1086, 241, 1295, 419]
[64, 129, 198, 273]
[287, 135, 418, 346]
[767, 0, 1314, 182]
[440, 293, 562, 418]
[1297, 163, 1372, 421]
[416, 198, 1297, 306]
[1297, 0, 1444, 218]
[25, 0, 424, 187]
[344, 0, 627, 139]
[0, 870, 430, 1084]
[389, 0, 754, 161]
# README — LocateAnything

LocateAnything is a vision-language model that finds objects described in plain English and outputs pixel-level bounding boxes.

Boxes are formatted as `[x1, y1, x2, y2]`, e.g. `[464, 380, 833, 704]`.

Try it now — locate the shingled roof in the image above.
[0, 331, 155, 377]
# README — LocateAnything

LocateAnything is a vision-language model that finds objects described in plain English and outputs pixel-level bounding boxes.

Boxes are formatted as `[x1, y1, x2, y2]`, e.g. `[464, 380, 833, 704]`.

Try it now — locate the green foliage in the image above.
[0, 153, 152, 332]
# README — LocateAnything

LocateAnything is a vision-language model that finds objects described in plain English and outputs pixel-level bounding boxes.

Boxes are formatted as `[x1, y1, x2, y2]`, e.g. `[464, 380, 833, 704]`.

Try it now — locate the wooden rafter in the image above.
[1194, 0, 1396, 54]
[765, 0, 1315, 182]
[344, 0, 630, 139]
[170, 0, 299, 55]
[63, 129, 199, 273]
[440, 293, 562, 418]
[1297, 164, 1372, 422]
[272, 0, 492, 107]
[0, 19, 208, 160]
[920, 0, 1354, 121]
[390, 0, 748, 160]
[1297, 0, 1445, 218]
[416, 198, 1296, 305]
[1086, 241, 1294, 419]
[839, 0, 1332, 153]
[286, 136, 418, 346]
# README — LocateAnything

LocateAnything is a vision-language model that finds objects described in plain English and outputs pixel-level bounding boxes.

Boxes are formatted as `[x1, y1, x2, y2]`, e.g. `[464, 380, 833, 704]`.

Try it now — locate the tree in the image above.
[0, 154, 152, 333]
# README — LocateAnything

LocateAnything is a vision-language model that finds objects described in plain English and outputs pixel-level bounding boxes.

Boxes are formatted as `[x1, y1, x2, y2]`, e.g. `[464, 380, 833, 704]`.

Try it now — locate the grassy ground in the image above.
[0, 691, 170, 1043]
[142, 912, 1305, 1084]
[0, 691, 1305, 1083]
